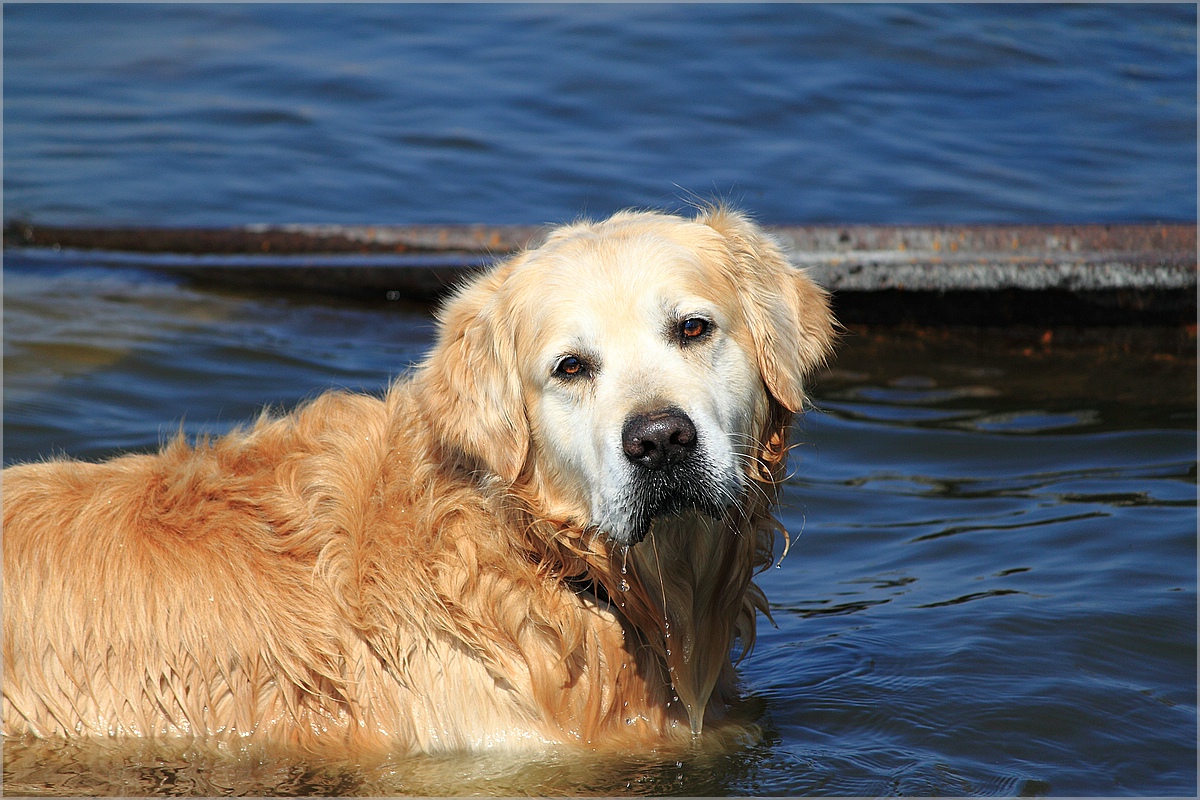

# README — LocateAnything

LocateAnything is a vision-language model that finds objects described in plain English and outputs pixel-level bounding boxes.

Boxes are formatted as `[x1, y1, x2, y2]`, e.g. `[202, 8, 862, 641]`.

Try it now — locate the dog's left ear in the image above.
[700, 208, 836, 412]
[415, 259, 529, 482]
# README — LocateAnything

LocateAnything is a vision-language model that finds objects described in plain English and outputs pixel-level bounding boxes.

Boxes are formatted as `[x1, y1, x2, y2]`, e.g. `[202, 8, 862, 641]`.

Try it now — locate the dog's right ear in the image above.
[415, 259, 529, 482]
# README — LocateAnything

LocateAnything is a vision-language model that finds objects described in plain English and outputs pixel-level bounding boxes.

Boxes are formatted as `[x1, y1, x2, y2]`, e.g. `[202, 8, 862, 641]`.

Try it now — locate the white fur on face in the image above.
[513, 229, 769, 545]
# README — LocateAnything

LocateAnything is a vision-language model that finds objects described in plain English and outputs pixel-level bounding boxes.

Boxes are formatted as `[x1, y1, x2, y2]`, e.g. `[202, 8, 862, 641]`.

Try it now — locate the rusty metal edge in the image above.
[3, 220, 546, 256]
[5, 220, 1196, 325]
[6, 219, 1195, 257]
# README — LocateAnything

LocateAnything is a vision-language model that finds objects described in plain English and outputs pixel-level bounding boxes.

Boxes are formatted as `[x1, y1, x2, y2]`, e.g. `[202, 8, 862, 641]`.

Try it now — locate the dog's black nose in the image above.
[622, 408, 697, 470]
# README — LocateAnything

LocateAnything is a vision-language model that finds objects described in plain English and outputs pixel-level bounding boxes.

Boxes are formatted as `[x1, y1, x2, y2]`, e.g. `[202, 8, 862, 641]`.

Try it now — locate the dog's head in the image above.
[416, 207, 834, 547]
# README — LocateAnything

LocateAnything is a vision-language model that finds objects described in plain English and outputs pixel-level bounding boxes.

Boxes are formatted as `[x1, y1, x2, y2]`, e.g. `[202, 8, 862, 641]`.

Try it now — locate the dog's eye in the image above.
[679, 317, 710, 342]
[555, 355, 587, 378]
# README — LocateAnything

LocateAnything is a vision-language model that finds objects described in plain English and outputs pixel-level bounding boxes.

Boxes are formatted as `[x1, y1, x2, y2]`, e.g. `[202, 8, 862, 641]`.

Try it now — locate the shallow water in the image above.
[3, 260, 1195, 796]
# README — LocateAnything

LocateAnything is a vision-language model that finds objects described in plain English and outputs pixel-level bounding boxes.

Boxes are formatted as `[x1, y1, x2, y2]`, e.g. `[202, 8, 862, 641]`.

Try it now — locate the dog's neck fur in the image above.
[622, 510, 771, 734]
[502, 404, 791, 737]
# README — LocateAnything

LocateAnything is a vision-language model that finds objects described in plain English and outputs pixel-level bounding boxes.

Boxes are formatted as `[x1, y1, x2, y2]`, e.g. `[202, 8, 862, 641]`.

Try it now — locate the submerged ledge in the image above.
[5, 221, 1195, 325]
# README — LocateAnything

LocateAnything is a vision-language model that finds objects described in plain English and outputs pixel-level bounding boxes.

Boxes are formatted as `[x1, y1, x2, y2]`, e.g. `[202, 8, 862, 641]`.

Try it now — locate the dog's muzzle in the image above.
[614, 407, 726, 545]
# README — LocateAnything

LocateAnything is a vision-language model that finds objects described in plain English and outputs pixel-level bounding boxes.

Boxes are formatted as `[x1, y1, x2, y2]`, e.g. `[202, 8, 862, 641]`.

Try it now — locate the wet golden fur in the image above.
[3, 208, 834, 756]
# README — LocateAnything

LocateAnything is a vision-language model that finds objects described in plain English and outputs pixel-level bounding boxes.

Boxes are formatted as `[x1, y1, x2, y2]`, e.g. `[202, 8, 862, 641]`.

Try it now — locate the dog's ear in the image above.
[416, 259, 529, 482]
[699, 207, 836, 412]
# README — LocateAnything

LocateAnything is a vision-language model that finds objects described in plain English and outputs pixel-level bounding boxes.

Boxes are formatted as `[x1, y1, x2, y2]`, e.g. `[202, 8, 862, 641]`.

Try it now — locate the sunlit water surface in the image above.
[3, 261, 1195, 796]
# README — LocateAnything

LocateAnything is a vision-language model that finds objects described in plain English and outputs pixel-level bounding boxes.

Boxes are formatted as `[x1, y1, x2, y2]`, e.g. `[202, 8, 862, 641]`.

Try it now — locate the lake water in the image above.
[4, 4, 1195, 227]
[3, 3, 1197, 797]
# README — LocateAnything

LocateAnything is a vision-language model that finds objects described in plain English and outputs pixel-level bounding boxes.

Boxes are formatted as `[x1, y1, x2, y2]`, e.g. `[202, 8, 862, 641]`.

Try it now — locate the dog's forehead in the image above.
[517, 225, 726, 313]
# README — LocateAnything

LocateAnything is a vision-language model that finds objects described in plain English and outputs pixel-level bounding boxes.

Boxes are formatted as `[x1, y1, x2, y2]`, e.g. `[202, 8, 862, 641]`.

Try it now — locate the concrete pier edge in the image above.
[5, 220, 1195, 326]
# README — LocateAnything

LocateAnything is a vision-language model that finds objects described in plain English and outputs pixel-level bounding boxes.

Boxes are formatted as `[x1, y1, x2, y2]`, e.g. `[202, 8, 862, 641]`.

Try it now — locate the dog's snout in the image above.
[622, 408, 697, 470]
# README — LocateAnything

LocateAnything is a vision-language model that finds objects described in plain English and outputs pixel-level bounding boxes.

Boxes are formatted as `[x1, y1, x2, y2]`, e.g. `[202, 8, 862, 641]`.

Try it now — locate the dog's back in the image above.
[3, 390, 392, 747]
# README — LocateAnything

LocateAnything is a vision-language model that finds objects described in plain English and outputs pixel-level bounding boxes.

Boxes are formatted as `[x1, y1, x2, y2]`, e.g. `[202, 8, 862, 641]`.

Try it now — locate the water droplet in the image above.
[676, 760, 683, 768]
[618, 579, 630, 592]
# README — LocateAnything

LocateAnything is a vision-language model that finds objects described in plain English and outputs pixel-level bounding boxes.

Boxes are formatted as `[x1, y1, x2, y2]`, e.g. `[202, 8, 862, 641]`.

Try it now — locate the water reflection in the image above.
[5, 728, 775, 797]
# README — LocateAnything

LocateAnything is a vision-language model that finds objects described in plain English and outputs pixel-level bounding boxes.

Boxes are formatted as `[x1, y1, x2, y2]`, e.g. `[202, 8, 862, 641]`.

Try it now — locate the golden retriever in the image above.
[3, 207, 834, 756]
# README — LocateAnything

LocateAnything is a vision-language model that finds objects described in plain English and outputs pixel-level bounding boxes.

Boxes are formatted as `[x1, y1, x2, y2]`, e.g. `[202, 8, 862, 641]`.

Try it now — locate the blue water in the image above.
[4, 3, 1196, 227]
[3, 3, 1197, 797]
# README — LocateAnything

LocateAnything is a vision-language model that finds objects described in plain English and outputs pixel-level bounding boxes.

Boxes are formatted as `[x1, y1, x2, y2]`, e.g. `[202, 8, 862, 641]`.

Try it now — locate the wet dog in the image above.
[3, 207, 834, 755]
